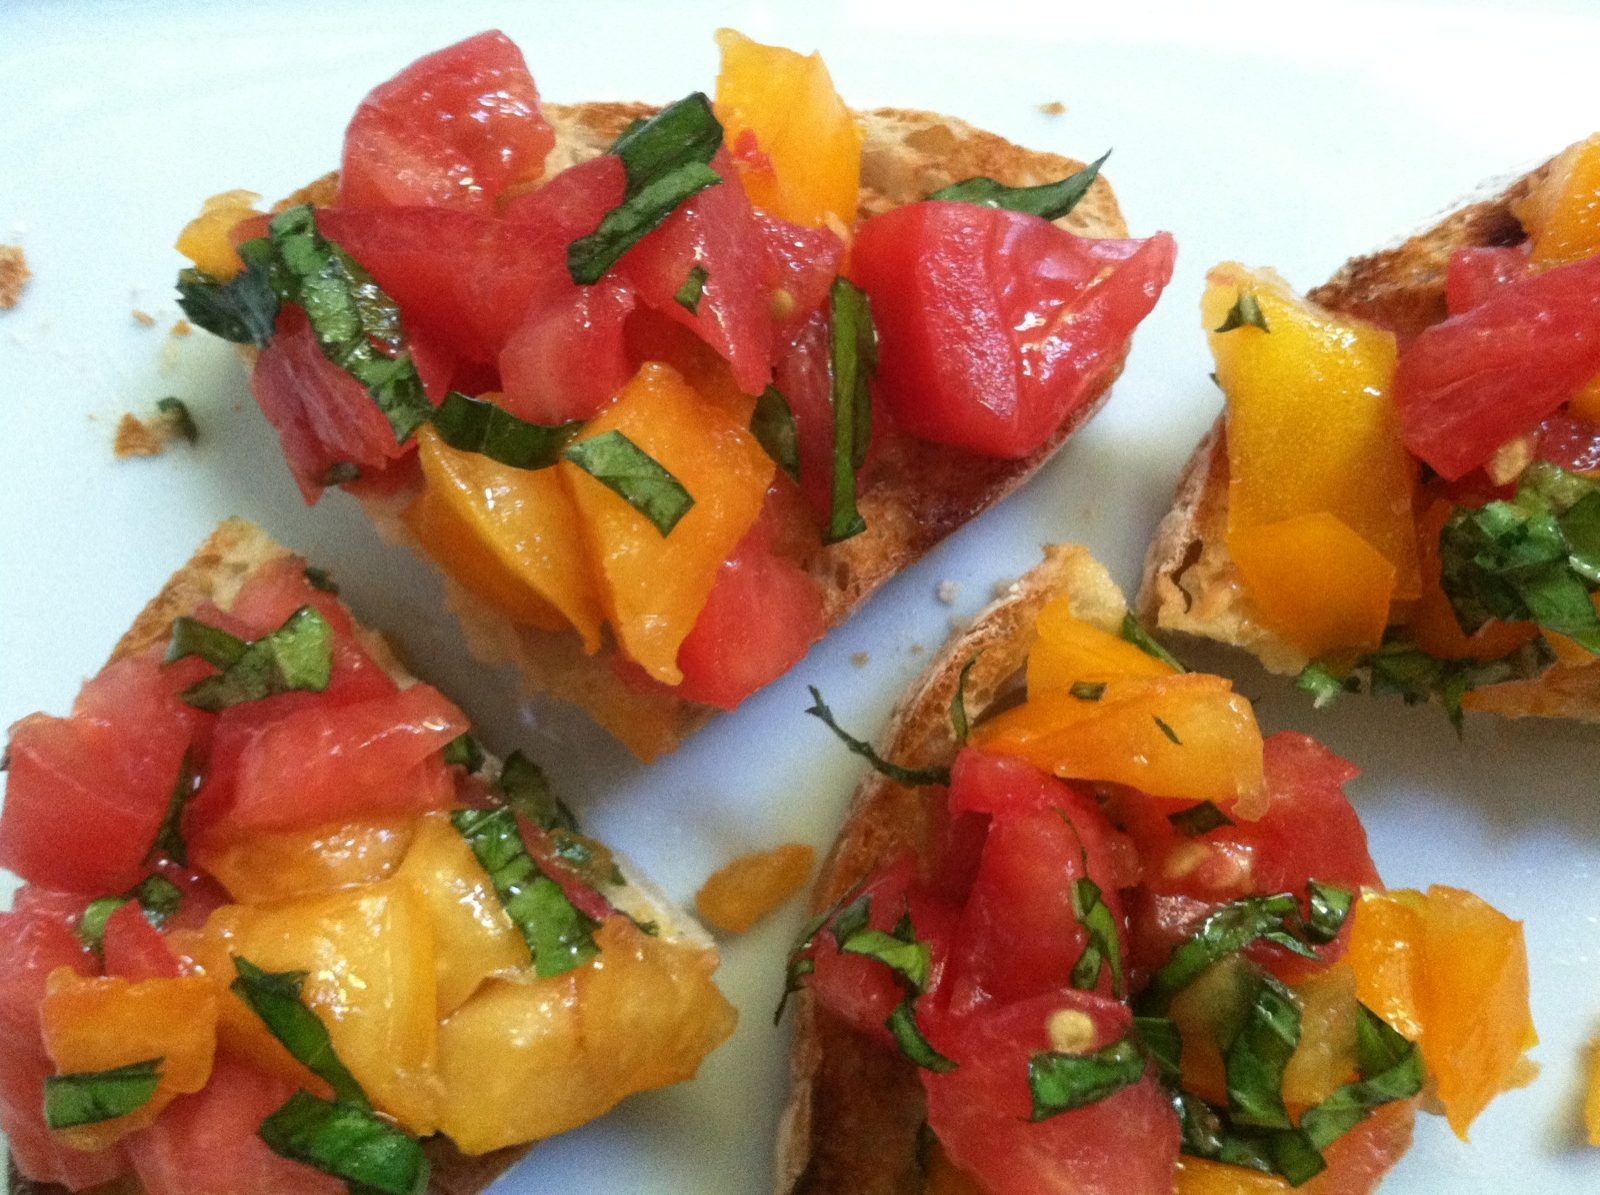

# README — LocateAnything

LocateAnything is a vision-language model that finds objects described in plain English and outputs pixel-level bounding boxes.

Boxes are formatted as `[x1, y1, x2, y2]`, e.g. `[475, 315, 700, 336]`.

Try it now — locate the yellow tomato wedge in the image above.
[409, 422, 604, 650]
[972, 674, 1266, 811]
[436, 918, 736, 1154]
[1515, 133, 1600, 267]
[714, 28, 862, 231]
[561, 362, 774, 684]
[175, 189, 262, 280]
[194, 817, 416, 905]
[40, 971, 218, 1150]
[695, 843, 816, 934]
[1586, 1038, 1600, 1146]
[1346, 887, 1536, 1139]
[1026, 595, 1175, 693]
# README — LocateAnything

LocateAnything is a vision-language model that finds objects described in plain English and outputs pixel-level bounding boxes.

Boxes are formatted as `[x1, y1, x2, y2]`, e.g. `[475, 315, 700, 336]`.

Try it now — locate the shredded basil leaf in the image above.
[1028, 1035, 1145, 1121]
[929, 150, 1110, 221]
[887, 997, 957, 1073]
[156, 397, 199, 444]
[1299, 1006, 1424, 1149]
[1215, 291, 1271, 334]
[1069, 680, 1107, 701]
[1153, 715, 1183, 745]
[451, 807, 600, 977]
[146, 752, 197, 866]
[775, 881, 867, 1024]
[1295, 661, 1358, 709]
[1134, 1015, 1183, 1084]
[1070, 877, 1124, 997]
[432, 390, 583, 471]
[1141, 890, 1325, 1015]
[549, 830, 626, 890]
[43, 1059, 163, 1129]
[78, 874, 183, 954]
[257, 1090, 428, 1195]
[804, 687, 951, 787]
[442, 732, 484, 773]
[1305, 882, 1354, 945]
[674, 264, 709, 314]
[231, 958, 369, 1108]
[175, 238, 279, 347]
[179, 605, 333, 713]
[824, 278, 877, 543]
[302, 565, 339, 594]
[496, 750, 577, 832]
[836, 900, 932, 993]
[1168, 800, 1234, 837]
[1120, 613, 1185, 671]
[1225, 973, 1302, 1129]
[950, 654, 981, 745]
[751, 384, 801, 481]
[563, 429, 695, 536]
[568, 93, 723, 285]
[165, 616, 247, 669]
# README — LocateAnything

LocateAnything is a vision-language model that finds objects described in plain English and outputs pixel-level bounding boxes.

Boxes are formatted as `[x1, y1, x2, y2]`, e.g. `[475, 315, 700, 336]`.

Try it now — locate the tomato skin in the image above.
[339, 30, 554, 213]
[852, 202, 1176, 459]
[1445, 244, 1531, 315]
[1392, 252, 1600, 479]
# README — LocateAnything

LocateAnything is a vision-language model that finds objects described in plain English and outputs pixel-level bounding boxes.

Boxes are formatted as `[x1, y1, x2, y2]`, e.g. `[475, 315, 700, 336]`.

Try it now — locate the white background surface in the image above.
[4, 1, 1600, 1191]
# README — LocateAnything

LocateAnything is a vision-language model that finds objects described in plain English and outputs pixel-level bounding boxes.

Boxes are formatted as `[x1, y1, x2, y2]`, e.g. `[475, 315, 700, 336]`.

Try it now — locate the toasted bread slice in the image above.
[6, 518, 726, 1195]
[776, 544, 1129, 1194]
[1135, 149, 1600, 719]
[269, 102, 1132, 760]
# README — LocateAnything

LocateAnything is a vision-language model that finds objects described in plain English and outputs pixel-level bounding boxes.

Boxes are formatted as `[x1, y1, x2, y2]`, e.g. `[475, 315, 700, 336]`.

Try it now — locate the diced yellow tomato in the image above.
[175, 189, 263, 280]
[1176, 1158, 1291, 1194]
[200, 882, 441, 1134]
[393, 811, 529, 1016]
[1282, 964, 1360, 1109]
[1230, 512, 1397, 657]
[1025, 596, 1175, 694]
[410, 422, 603, 649]
[1515, 133, 1600, 267]
[924, 1141, 985, 1195]
[695, 843, 816, 934]
[1208, 264, 1418, 618]
[1586, 1038, 1600, 1146]
[973, 675, 1266, 812]
[436, 917, 736, 1154]
[40, 971, 217, 1150]
[194, 817, 416, 905]
[1170, 954, 1255, 1105]
[561, 362, 774, 684]
[714, 28, 862, 230]
[1345, 887, 1535, 1139]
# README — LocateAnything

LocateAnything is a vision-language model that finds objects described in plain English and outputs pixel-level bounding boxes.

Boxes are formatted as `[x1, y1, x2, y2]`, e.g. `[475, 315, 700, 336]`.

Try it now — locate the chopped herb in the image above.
[322, 461, 361, 486]
[1304, 882, 1353, 945]
[495, 750, 577, 832]
[302, 565, 338, 594]
[78, 874, 184, 954]
[1298, 1006, 1424, 1149]
[751, 384, 800, 480]
[175, 238, 279, 347]
[837, 904, 933, 993]
[563, 429, 694, 536]
[776, 881, 866, 1024]
[146, 752, 197, 866]
[1069, 680, 1108, 701]
[1168, 801, 1234, 837]
[824, 278, 877, 543]
[165, 616, 247, 669]
[1153, 715, 1183, 745]
[830, 893, 872, 947]
[674, 264, 709, 313]
[1070, 875, 1125, 997]
[775, 956, 815, 1026]
[929, 150, 1111, 221]
[44, 1059, 163, 1129]
[1141, 890, 1324, 1015]
[950, 653, 981, 745]
[431, 390, 582, 471]
[1120, 613, 1185, 671]
[887, 997, 956, 1073]
[549, 830, 626, 890]
[231, 958, 369, 1108]
[1295, 661, 1357, 709]
[804, 686, 951, 787]
[442, 732, 484, 772]
[257, 1090, 428, 1195]
[1225, 973, 1301, 1129]
[1134, 1015, 1183, 1083]
[451, 807, 600, 977]
[1028, 1035, 1145, 1121]
[568, 93, 723, 285]
[1215, 291, 1270, 334]
[178, 606, 333, 713]
[155, 397, 198, 444]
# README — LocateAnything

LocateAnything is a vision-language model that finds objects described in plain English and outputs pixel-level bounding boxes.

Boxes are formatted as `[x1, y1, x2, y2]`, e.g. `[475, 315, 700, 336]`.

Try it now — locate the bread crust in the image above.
[274, 102, 1132, 760]
[776, 545, 1131, 1194]
[1135, 146, 1600, 717]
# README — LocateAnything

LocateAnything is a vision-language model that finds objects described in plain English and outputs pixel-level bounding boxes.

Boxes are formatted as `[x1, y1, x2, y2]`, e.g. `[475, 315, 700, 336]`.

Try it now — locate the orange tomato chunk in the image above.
[561, 362, 774, 684]
[696, 843, 816, 933]
[194, 817, 416, 905]
[1515, 133, 1600, 267]
[1586, 1037, 1600, 1146]
[714, 28, 862, 230]
[175, 189, 263, 280]
[1026, 596, 1175, 694]
[40, 971, 218, 1150]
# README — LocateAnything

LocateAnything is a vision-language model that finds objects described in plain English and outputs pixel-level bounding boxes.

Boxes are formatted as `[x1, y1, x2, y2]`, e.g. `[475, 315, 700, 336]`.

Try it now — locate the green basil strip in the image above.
[830, 893, 873, 947]
[1167, 801, 1234, 837]
[567, 93, 724, 285]
[451, 807, 600, 977]
[1305, 882, 1354, 945]
[43, 1059, 163, 1129]
[1070, 877, 1124, 998]
[1225, 973, 1301, 1129]
[1141, 892, 1318, 1014]
[1153, 715, 1183, 745]
[78, 874, 184, 954]
[156, 397, 199, 444]
[950, 654, 981, 745]
[886, 997, 957, 1073]
[839, 926, 931, 994]
[146, 751, 198, 866]
[563, 429, 695, 536]
[1120, 613, 1186, 671]
[230, 958, 369, 1109]
[1300, 1006, 1423, 1149]
[824, 277, 877, 543]
[432, 390, 583, 471]
[302, 565, 339, 594]
[1069, 680, 1107, 701]
[804, 687, 951, 787]
[179, 605, 334, 713]
[928, 150, 1110, 221]
[776, 881, 868, 1024]
[1133, 1015, 1183, 1084]
[1295, 661, 1357, 710]
[751, 384, 801, 481]
[257, 1090, 428, 1195]
[674, 264, 709, 314]
[496, 749, 577, 831]
[1173, 1091, 1326, 1185]
[775, 956, 816, 1025]
[165, 616, 247, 669]
[175, 238, 279, 348]
[442, 732, 484, 773]
[1028, 1035, 1145, 1121]
[549, 829, 626, 890]
[1215, 291, 1270, 334]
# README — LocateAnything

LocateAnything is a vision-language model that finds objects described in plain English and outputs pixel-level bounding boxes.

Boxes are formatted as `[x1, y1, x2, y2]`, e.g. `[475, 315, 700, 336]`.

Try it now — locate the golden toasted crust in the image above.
[777, 546, 1129, 1194]
[1134, 146, 1600, 716]
[279, 102, 1131, 759]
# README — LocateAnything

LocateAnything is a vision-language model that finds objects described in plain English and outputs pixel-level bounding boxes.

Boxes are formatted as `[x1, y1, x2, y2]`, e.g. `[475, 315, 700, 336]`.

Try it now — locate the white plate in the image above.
[4, 1, 1600, 1191]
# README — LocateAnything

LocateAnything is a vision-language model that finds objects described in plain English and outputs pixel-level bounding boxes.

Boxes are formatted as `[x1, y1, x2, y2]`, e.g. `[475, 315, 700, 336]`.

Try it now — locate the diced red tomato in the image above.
[757, 211, 845, 344]
[1445, 244, 1531, 315]
[339, 30, 554, 213]
[251, 305, 412, 502]
[101, 903, 182, 982]
[920, 990, 1179, 1195]
[1537, 411, 1600, 474]
[851, 202, 1176, 459]
[126, 1057, 344, 1195]
[499, 275, 637, 423]
[771, 310, 837, 525]
[9, 887, 89, 933]
[1392, 252, 1600, 479]
[617, 150, 776, 396]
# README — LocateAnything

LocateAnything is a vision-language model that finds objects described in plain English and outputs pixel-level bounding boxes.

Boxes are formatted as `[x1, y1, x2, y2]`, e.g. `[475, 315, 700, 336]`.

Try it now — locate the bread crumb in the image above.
[170, 319, 193, 338]
[851, 651, 870, 668]
[0, 245, 30, 310]
[114, 413, 165, 458]
[935, 580, 960, 605]
[1039, 101, 1067, 116]
[909, 643, 925, 655]
[131, 309, 157, 328]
